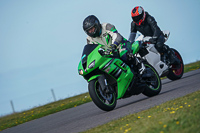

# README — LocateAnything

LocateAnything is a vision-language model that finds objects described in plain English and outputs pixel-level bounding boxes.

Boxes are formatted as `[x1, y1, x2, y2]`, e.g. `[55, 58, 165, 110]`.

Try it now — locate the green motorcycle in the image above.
[78, 42, 162, 111]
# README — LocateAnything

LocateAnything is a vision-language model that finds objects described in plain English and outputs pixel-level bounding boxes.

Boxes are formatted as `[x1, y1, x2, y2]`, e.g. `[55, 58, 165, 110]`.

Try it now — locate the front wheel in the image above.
[88, 79, 117, 111]
[167, 48, 184, 80]
[142, 63, 162, 97]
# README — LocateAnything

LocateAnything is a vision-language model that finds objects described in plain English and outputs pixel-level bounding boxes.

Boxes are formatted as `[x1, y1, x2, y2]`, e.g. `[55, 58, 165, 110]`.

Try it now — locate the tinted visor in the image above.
[85, 25, 98, 37]
[132, 13, 143, 23]
[87, 26, 96, 34]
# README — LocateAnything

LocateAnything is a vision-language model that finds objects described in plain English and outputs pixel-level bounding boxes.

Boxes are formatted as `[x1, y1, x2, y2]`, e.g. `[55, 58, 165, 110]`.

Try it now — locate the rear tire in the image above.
[88, 79, 117, 111]
[167, 48, 184, 80]
[142, 63, 162, 97]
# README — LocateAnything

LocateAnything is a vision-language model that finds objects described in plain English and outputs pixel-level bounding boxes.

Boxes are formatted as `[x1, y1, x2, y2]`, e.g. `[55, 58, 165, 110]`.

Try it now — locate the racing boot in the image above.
[163, 45, 180, 65]
[126, 53, 148, 78]
[136, 59, 151, 79]
[169, 50, 180, 65]
[135, 58, 146, 76]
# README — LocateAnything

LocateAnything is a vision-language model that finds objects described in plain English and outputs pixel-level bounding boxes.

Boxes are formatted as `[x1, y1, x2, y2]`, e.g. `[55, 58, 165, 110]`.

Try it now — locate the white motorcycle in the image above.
[135, 30, 184, 80]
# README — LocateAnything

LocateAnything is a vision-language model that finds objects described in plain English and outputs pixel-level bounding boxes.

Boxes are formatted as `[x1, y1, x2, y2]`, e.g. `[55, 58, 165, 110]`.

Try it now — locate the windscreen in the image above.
[81, 44, 99, 70]
[82, 44, 99, 57]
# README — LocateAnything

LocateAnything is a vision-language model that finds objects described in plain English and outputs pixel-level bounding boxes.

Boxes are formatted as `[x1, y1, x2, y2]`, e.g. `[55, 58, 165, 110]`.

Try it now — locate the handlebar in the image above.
[98, 48, 119, 58]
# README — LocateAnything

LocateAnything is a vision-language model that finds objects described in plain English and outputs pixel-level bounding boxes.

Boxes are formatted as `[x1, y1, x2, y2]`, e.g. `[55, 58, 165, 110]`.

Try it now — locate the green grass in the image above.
[184, 60, 200, 73]
[0, 93, 91, 131]
[0, 60, 199, 131]
[83, 90, 200, 133]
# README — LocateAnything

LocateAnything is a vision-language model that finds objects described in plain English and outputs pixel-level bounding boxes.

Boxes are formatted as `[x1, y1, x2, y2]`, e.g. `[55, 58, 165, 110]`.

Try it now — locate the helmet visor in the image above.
[87, 26, 96, 34]
[132, 13, 143, 23]
[85, 25, 98, 37]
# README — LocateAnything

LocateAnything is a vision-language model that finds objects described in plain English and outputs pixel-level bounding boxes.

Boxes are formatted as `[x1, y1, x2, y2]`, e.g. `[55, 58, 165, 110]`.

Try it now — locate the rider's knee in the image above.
[155, 42, 164, 53]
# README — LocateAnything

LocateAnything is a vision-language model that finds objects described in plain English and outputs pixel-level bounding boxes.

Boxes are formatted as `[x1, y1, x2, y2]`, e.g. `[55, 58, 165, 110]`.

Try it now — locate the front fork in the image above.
[98, 75, 113, 94]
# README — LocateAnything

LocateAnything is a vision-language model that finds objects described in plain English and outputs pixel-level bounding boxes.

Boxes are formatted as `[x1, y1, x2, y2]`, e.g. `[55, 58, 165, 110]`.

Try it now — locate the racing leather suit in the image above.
[129, 12, 180, 65]
[129, 12, 165, 53]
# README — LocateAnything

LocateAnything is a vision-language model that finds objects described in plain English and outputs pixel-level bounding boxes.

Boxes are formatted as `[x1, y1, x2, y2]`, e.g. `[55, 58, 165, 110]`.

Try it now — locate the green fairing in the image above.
[78, 45, 102, 76]
[88, 75, 101, 82]
[78, 44, 134, 99]
[99, 58, 133, 99]
[78, 41, 162, 111]
[132, 41, 140, 54]
[119, 49, 127, 58]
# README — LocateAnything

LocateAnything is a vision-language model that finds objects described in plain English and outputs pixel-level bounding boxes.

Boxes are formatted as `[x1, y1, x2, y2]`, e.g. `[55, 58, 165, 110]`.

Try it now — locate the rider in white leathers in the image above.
[83, 15, 146, 75]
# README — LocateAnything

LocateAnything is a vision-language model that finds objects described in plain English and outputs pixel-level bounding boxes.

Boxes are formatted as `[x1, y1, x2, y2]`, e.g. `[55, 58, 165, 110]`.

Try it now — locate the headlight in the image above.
[79, 69, 83, 75]
[88, 60, 95, 69]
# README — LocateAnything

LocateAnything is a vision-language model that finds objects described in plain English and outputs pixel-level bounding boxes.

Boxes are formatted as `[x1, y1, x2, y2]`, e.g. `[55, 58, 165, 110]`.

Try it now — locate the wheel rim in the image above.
[145, 65, 160, 90]
[95, 81, 115, 106]
[171, 51, 183, 76]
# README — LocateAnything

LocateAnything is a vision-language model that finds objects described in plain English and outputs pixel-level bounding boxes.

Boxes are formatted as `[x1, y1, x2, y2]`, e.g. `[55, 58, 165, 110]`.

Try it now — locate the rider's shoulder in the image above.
[102, 23, 115, 31]
[131, 21, 135, 27]
[146, 12, 156, 23]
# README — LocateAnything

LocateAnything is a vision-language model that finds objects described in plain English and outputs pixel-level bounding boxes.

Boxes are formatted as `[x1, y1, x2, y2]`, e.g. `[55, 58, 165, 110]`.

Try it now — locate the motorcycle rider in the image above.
[83, 15, 145, 75]
[129, 6, 180, 65]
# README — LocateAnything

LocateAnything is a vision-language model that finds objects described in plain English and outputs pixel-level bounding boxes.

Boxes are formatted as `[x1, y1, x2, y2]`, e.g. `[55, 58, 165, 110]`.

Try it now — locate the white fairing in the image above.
[143, 44, 168, 76]
[135, 31, 170, 76]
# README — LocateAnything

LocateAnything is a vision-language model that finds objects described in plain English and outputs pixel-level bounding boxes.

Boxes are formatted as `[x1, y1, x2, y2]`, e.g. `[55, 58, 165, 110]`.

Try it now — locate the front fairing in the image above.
[78, 44, 106, 76]
[78, 44, 134, 99]
[131, 41, 140, 54]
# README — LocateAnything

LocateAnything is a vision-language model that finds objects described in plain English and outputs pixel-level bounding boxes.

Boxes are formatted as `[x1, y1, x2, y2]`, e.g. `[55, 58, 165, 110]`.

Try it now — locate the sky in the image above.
[0, 0, 200, 115]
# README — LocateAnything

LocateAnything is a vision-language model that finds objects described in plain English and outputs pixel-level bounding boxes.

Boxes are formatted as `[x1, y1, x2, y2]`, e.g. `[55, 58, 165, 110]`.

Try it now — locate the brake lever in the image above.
[98, 48, 112, 55]
[98, 48, 105, 55]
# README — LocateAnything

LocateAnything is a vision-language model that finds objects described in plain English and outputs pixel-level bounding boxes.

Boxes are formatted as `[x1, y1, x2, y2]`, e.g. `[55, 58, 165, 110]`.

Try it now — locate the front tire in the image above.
[142, 63, 162, 97]
[167, 48, 184, 80]
[88, 79, 117, 111]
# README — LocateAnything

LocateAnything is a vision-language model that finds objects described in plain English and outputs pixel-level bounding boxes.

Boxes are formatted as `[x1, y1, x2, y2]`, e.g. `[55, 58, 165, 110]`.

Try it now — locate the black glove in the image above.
[149, 36, 157, 44]
[109, 44, 117, 53]
[110, 44, 117, 50]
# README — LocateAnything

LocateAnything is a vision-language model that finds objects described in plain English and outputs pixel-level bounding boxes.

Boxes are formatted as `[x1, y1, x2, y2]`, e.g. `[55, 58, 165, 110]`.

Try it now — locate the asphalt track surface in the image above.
[2, 69, 200, 133]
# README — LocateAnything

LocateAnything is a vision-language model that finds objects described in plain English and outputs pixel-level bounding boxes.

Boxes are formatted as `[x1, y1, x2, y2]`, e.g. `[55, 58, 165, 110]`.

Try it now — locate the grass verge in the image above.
[0, 60, 199, 131]
[83, 90, 200, 133]
[0, 93, 91, 131]
[183, 60, 200, 73]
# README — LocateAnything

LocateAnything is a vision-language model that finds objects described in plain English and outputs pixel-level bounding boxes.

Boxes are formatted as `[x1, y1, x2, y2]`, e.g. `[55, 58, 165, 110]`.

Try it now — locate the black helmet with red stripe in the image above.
[131, 6, 146, 26]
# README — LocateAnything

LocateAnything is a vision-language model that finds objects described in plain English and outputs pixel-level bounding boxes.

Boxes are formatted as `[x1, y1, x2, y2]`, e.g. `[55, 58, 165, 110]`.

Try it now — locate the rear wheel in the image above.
[167, 48, 184, 80]
[88, 79, 117, 111]
[142, 63, 162, 97]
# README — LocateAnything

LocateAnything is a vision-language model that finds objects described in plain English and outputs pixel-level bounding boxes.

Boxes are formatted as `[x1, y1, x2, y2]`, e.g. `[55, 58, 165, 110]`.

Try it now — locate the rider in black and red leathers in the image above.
[129, 6, 180, 65]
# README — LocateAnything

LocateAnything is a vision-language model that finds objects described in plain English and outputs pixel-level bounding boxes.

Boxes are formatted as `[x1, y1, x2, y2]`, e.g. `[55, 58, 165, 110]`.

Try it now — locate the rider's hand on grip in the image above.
[104, 44, 117, 55]
[142, 36, 151, 45]
[149, 36, 157, 44]
[98, 48, 105, 55]
[98, 48, 112, 55]
[142, 36, 157, 46]
[110, 44, 117, 52]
